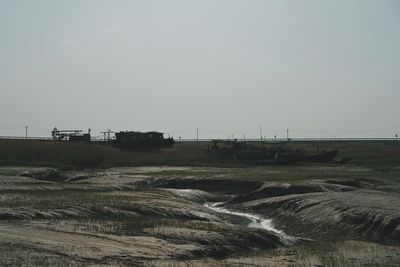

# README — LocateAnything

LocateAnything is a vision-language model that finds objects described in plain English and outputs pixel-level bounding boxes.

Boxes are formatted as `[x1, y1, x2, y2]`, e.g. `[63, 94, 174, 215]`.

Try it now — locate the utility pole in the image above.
[287, 129, 289, 141]
[25, 125, 28, 139]
[196, 128, 199, 142]
[260, 124, 263, 141]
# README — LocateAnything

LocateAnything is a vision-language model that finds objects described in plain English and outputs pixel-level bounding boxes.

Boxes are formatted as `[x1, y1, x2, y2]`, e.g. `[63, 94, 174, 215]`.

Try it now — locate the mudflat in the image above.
[0, 164, 399, 266]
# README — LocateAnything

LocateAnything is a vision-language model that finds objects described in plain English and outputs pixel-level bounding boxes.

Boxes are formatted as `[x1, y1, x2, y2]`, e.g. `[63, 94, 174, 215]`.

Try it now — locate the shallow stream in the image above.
[204, 202, 297, 245]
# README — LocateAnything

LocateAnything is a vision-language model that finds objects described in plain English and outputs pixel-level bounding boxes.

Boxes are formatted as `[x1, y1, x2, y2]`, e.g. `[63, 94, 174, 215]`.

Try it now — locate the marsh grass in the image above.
[2, 139, 398, 170]
[0, 140, 227, 169]
[290, 141, 400, 172]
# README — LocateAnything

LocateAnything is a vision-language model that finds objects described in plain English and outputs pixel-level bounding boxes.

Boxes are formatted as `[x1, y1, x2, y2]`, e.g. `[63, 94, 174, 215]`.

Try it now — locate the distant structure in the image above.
[114, 131, 174, 150]
[49, 127, 175, 149]
[51, 127, 91, 142]
[101, 129, 115, 141]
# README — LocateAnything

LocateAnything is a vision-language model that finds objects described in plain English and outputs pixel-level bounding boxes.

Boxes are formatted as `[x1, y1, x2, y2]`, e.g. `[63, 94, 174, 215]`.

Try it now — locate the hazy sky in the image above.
[1, 0, 399, 139]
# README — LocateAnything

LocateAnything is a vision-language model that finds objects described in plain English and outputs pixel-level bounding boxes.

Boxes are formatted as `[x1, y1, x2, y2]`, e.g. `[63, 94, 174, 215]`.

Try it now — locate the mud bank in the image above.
[224, 180, 400, 243]
[153, 175, 400, 244]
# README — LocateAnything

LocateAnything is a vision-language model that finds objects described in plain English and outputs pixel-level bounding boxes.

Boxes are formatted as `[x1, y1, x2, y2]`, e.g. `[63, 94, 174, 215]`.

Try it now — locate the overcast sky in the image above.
[0, 0, 399, 139]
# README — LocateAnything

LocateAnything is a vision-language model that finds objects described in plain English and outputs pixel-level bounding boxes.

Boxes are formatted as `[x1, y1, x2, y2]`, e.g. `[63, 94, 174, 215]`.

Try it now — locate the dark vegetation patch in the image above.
[1, 139, 400, 170]
[19, 168, 66, 182]
[323, 178, 383, 189]
[0, 140, 236, 169]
